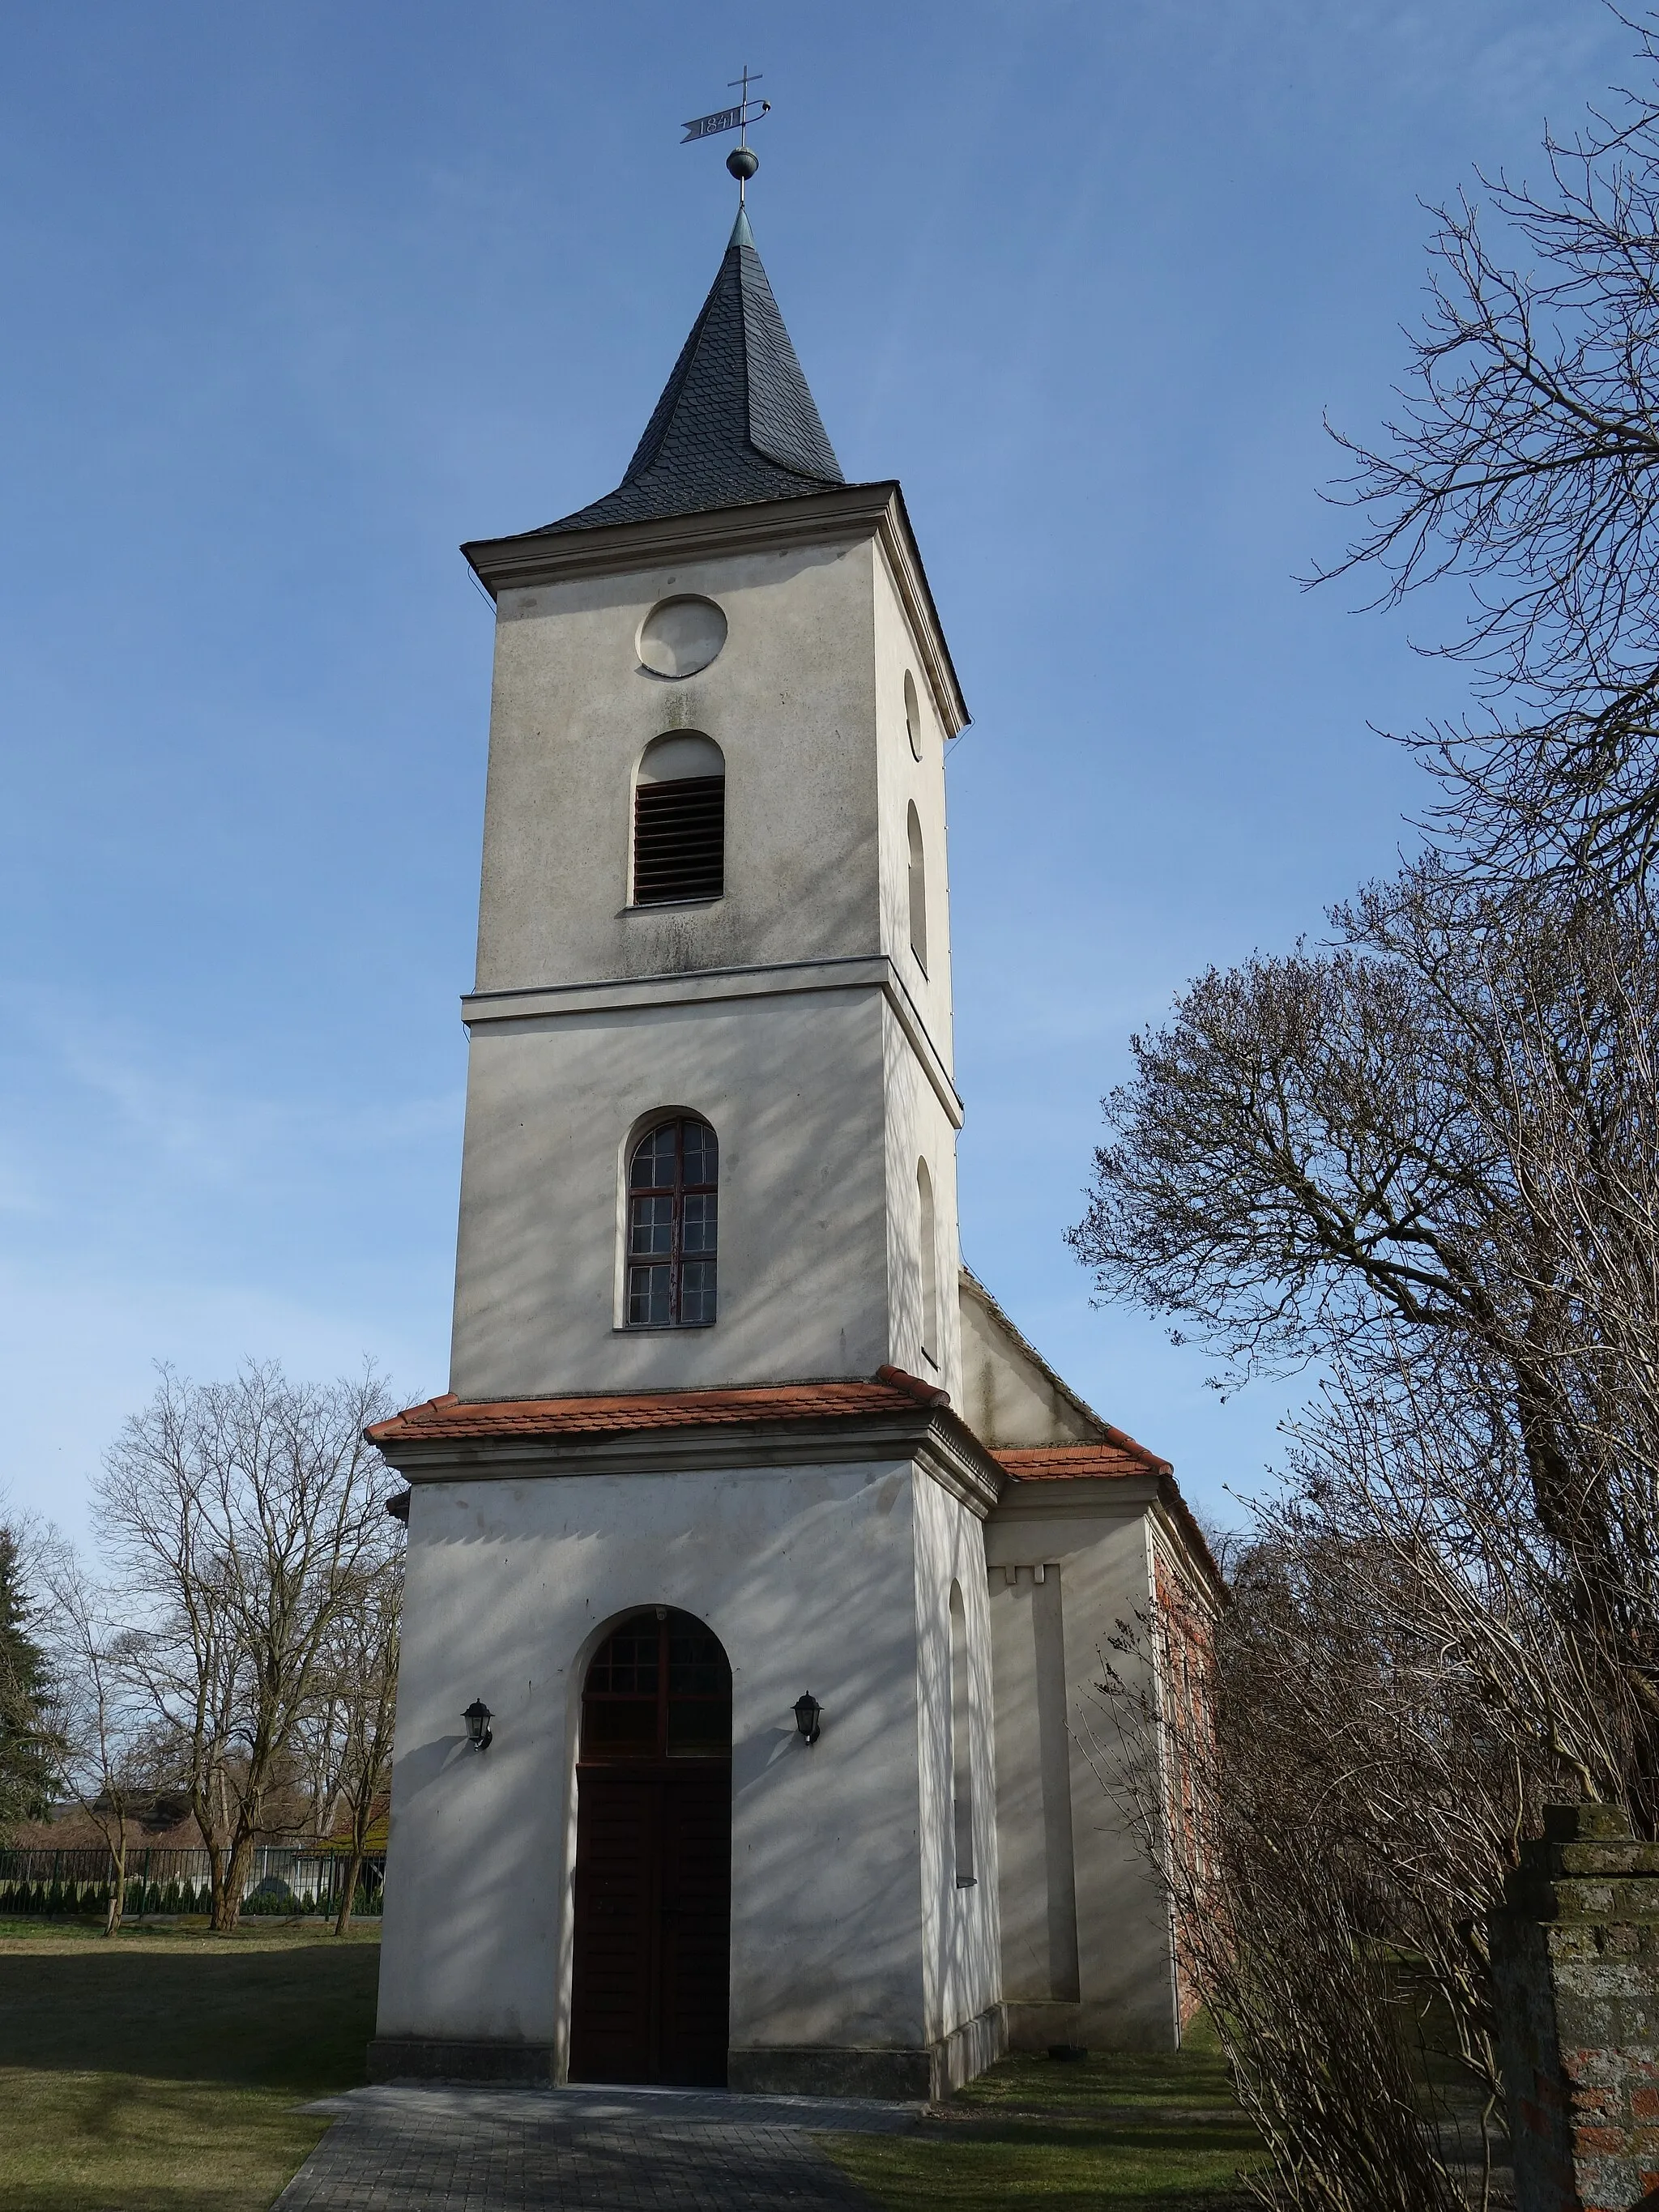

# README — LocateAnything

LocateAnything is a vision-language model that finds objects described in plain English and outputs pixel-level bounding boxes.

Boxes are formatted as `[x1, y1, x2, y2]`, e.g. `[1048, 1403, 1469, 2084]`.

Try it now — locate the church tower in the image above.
[449, 202, 966, 1407]
[369, 190, 1218, 2100]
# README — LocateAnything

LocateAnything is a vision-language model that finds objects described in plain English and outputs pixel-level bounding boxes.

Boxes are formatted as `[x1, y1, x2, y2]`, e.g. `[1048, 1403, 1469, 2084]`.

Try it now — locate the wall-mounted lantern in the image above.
[463, 1698, 493, 1752]
[793, 1691, 821, 1746]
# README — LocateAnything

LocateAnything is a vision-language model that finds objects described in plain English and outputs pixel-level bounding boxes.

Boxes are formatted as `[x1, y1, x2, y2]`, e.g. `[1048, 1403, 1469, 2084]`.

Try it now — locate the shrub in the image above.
[244, 1877, 296, 1918]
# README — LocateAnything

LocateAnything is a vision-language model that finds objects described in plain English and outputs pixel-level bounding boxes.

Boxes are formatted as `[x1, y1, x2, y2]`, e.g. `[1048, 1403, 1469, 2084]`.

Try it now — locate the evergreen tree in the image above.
[0, 1528, 58, 1831]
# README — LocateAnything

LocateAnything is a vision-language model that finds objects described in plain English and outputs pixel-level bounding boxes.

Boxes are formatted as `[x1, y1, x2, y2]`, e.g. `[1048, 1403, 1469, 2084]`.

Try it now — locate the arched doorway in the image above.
[569, 1609, 732, 2086]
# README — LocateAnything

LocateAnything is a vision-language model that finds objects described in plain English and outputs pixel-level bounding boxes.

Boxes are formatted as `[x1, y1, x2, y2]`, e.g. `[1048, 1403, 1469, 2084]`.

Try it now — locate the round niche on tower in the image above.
[904, 670, 924, 761]
[638, 595, 728, 680]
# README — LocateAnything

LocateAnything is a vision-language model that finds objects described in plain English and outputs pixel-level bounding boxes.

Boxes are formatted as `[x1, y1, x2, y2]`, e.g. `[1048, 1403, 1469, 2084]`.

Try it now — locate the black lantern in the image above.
[793, 1691, 821, 1746]
[463, 1698, 493, 1752]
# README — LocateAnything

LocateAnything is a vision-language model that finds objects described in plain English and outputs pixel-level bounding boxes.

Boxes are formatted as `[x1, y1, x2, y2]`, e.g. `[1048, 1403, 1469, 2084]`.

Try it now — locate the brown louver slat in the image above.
[633, 776, 725, 904]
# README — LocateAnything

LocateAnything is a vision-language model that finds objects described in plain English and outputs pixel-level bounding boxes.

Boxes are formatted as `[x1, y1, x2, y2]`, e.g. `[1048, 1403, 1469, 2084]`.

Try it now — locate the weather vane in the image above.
[681, 65, 770, 202]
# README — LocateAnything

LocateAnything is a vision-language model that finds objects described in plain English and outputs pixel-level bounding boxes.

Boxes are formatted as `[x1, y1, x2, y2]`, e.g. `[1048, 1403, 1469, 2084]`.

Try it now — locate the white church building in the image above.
[367, 198, 1222, 2100]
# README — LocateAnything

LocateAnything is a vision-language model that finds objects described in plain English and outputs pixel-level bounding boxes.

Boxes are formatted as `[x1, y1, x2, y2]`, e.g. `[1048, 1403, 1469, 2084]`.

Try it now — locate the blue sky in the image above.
[0, 1, 1631, 1539]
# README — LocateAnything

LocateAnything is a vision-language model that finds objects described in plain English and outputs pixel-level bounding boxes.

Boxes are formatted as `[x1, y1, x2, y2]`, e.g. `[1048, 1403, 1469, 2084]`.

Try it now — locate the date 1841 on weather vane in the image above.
[681, 65, 770, 200]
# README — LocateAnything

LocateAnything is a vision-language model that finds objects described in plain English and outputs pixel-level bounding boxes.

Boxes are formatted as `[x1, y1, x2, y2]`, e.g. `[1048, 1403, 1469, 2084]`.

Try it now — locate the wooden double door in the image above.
[568, 1611, 733, 2086]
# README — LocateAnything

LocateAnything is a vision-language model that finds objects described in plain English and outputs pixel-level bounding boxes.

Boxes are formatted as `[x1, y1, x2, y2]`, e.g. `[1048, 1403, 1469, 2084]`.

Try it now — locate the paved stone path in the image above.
[275, 2082, 919, 2210]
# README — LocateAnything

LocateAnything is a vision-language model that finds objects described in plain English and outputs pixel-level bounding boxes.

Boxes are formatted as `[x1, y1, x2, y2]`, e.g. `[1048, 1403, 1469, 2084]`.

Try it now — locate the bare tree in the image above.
[1081, 1323, 1654, 2208]
[1070, 857, 1659, 1822]
[96, 1362, 398, 1932]
[290, 1683, 350, 1851]
[37, 1545, 151, 1935]
[1070, 30, 1659, 2204]
[1069, 856, 1659, 2187]
[1316, 11, 1659, 887]
[288, 1535, 403, 1933]
[323, 1547, 401, 1936]
[1081, 1519, 1537, 2212]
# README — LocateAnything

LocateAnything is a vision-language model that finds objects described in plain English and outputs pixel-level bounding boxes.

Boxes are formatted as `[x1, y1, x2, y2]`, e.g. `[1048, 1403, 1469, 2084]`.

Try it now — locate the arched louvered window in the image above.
[633, 735, 725, 906]
[626, 1116, 719, 1327]
[906, 803, 928, 974]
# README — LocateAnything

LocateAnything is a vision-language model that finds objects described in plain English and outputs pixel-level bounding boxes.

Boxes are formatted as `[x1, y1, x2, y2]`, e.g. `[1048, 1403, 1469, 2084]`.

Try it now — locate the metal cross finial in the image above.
[680, 66, 770, 202]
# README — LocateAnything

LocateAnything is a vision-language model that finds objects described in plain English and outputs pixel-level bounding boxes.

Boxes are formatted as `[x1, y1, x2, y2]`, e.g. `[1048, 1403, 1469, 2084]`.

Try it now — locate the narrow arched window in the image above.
[633, 734, 725, 906]
[917, 1159, 939, 1366]
[906, 803, 928, 974]
[950, 1581, 976, 1886]
[626, 1117, 719, 1327]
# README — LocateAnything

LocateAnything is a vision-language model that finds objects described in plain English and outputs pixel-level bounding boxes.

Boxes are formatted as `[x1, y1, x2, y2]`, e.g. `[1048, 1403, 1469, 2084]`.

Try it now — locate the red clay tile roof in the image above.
[994, 1434, 1171, 1482]
[367, 1374, 1219, 1590]
[996, 1439, 1219, 1596]
[366, 1366, 949, 1447]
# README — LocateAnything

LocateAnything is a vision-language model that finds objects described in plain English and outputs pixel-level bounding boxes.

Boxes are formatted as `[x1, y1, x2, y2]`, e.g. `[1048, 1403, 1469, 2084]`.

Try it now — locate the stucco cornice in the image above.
[1149, 1494, 1228, 1610]
[987, 1470, 1224, 1602]
[988, 1472, 1162, 1523]
[461, 953, 964, 1130]
[376, 1402, 1004, 1518]
[461, 481, 969, 737]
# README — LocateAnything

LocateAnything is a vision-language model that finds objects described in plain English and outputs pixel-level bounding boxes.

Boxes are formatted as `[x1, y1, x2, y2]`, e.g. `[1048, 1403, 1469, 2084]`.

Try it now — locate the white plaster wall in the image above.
[476, 540, 881, 993]
[882, 999, 963, 1402]
[992, 1563, 1081, 2006]
[912, 1473, 1002, 2047]
[958, 1279, 1102, 1447]
[376, 1460, 962, 2063]
[872, 545, 954, 1066]
[475, 531, 958, 1076]
[984, 1484, 1179, 2049]
[450, 990, 891, 1397]
[451, 514, 970, 1402]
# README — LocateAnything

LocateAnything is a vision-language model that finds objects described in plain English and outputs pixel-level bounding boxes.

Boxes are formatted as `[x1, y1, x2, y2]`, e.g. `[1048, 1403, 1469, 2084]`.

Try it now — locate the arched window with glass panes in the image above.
[579, 1610, 732, 1763]
[625, 1116, 719, 1327]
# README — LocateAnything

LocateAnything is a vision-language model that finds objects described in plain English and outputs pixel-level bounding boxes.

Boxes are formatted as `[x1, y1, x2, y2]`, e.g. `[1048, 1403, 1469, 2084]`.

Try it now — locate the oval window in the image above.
[638, 595, 727, 679]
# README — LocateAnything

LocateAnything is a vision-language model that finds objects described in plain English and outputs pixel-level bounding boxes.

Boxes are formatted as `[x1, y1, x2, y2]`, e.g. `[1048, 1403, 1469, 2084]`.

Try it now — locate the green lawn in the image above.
[0, 1918, 380, 2212]
[822, 2026, 1263, 2210]
[0, 1917, 1260, 2212]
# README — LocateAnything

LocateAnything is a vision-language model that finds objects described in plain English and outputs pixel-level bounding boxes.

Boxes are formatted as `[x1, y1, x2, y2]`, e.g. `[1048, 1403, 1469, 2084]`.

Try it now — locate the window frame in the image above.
[623, 1115, 719, 1330]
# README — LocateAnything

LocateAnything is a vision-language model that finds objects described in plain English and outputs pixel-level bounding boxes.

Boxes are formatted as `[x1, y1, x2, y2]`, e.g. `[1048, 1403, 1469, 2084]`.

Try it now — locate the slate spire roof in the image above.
[535, 206, 845, 535]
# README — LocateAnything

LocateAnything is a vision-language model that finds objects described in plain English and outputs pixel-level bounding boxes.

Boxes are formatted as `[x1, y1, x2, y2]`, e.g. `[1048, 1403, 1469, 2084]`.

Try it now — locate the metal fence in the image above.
[0, 1843, 386, 1918]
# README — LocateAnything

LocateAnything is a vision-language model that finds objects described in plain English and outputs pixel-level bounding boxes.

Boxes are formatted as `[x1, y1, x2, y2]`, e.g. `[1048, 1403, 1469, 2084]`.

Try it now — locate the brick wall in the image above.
[1488, 1802, 1659, 2212]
